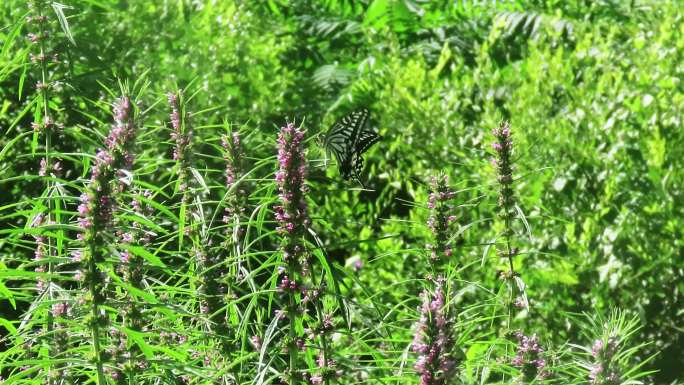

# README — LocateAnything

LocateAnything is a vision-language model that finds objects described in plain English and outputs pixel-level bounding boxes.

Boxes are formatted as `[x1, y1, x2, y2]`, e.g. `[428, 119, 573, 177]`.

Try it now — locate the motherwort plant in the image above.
[275, 122, 310, 383]
[411, 173, 462, 385]
[76, 96, 138, 385]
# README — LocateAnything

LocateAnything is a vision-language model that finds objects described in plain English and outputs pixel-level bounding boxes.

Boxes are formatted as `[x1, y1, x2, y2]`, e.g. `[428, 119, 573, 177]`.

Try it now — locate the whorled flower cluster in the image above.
[511, 331, 549, 381]
[31, 214, 48, 291]
[588, 338, 620, 385]
[106, 327, 148, 384]
[75, 96, 138, 380]
[274, 122, 311, 272]
[114, 189, 155, 379]
[39, 157, 62, 177]
[78, 97, 137, 244]
[411, 283, 459, 385]
[426, 174, 457, 264]
[26, 1, 63, 133]
[48, 302, 71, 384]
[491, 121, 517, 243]
[304, 350, 343, 385]
[193, 244, 226, 317]
[275, 122, 336, 384]
[167, 92, 193, 196]
[222, 131, 249, 243]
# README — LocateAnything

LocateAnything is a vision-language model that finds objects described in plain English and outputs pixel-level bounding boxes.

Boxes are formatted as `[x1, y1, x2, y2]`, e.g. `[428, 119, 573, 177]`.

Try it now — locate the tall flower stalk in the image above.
[222, 130, 249, 255]
[168, 91, 222, 378]
[77, 96, 138, 385]
[168, 91, 193, 207]
[26, 3, 65, 382]
[490, 121, 529, 322]
[412, 174, 461, 385]
[491, 121, 517, 278]
[274, 122, 313, 384]
[491, 122, 538, 381]
[197, 129, 250, 354]
[426, 174, 457, 270]
[411, 282, 460, 385]
[114, 189, 154, 383]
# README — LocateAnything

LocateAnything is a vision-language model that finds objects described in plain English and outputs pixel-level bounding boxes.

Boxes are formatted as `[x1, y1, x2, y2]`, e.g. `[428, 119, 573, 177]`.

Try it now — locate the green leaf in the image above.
[0, 131, 31, 163]
[365, 0, 389, 28]
[119, 244, 169, 271]
[0, 279, 16, 309]
[120, 327, 154, 359]
[0, 317, 17, 335]
[51, 2, 76, 46]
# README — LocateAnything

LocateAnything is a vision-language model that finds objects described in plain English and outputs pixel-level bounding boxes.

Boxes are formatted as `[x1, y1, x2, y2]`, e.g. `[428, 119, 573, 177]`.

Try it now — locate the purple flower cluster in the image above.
[49, 301, 71, 383]
[78, 97, 137, 241]
[195, 244, 232, 339]
[511, 331, 549, 381]
[26, 1, 64, 134]
[588, 338, 620, 385]
[38, 158, 62, 177]
[491, 121, 516, 230]
[250, 335, 263, 350]
[118, 189, 154, 360]
[491, 121, 523, 305]
[31, 214, 48, 291]
[411, 284, 459, 385]
[278, 275, 299, 292]
[168, 92, 192, 165]
[222, 131, 249, 240]
[426, 174, 457, 264]
[74, 96, 138, 380]
[274, 122, 310, 266]
[304, 351, 342, 385]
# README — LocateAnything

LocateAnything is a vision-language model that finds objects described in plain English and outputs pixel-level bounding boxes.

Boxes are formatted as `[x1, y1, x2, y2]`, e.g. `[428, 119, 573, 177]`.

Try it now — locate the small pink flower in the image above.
[71, 250, 83, 262]
[51, 302, 68, 317]
[250, 335, 262, 350]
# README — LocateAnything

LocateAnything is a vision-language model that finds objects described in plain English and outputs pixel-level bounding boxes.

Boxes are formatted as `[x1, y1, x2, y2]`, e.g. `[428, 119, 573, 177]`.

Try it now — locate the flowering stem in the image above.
[78, 96, 137, 385]
[275, 122, 310, 384]
[86, 245, 107, 385]
[287, 258, 300, 384]
[491, 121, 521, 330]
[28, 2, 60, 382]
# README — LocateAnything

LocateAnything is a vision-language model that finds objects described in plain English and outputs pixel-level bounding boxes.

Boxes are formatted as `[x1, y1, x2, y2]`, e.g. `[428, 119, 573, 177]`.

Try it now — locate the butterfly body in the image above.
[323, 108, 381, 181]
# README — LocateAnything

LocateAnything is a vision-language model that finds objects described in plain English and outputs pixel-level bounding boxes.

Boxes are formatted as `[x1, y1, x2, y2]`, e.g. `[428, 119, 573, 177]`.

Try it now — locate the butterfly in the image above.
[323, 108, 381, 182]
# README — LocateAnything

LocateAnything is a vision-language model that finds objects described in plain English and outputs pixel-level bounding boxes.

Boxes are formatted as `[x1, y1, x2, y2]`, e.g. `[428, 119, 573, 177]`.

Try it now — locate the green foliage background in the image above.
[1, 0, 682, 383]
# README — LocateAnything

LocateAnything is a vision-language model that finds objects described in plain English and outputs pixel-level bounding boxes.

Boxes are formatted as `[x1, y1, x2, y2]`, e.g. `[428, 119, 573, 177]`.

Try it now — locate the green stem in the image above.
[287, 257, 299, 385]
[310, 267, 331, 385]
[87, 250, 106, 385]
[33, 2, 58, 383]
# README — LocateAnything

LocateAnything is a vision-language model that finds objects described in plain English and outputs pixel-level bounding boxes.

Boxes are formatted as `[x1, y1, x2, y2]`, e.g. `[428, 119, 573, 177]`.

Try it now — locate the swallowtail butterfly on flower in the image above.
[323, 108, 381, 181]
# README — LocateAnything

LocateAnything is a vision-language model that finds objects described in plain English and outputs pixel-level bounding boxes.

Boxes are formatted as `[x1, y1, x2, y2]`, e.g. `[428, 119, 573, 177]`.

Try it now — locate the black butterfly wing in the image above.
[349, 126, 381, 180]
[324, 109, 370, 180]
[354, 130, 381, 155]
[325, 131, 353, 178]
